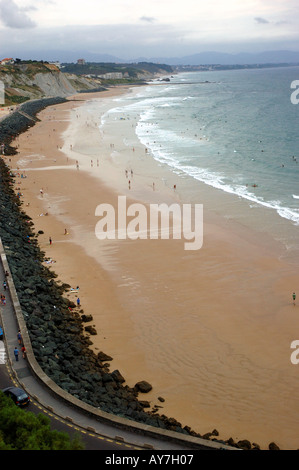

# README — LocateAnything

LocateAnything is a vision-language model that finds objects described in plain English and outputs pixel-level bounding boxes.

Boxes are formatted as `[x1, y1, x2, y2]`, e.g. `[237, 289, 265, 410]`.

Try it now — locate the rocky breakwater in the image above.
[0, 104, 274, 450]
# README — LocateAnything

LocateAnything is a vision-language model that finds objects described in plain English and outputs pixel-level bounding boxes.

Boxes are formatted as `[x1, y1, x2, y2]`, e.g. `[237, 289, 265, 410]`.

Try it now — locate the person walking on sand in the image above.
[293, 292, 296, 306]
[77, 297, 81, 307]
[49, 237, 52, 245]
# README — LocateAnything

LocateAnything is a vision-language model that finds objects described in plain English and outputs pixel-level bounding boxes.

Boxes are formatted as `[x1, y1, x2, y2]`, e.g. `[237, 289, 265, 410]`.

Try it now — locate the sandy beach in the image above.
[0, 105, 15, 121]
[5, 85, 299, 449]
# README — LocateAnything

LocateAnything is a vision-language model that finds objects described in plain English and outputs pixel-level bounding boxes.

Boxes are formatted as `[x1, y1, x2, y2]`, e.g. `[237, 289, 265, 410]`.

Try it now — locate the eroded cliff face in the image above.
[0, 63, 103, 104]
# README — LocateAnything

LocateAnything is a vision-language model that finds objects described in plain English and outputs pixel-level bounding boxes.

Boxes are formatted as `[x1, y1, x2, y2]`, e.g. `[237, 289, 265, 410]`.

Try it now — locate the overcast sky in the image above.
[0, 0, 298, 61]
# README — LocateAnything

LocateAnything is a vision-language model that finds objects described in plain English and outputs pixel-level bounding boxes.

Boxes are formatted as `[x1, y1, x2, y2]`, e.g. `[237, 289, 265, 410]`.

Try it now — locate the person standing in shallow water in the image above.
[293, 292, 296, 306]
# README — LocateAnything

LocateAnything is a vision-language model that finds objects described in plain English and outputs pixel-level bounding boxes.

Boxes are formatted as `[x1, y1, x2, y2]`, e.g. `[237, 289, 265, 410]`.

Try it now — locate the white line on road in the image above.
[0, 340, 6, 364]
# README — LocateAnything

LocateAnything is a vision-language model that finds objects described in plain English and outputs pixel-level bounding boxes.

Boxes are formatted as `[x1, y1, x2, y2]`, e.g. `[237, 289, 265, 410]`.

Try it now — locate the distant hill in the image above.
[61, 61, 173, 79]
[3, 49, 299, 68]
[149, 50, 299, 66]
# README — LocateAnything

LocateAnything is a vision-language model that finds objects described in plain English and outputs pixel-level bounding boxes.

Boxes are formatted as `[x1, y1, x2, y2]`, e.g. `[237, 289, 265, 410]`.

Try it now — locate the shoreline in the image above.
[1, 90, 217, 443]
[6, 86, 299, 449]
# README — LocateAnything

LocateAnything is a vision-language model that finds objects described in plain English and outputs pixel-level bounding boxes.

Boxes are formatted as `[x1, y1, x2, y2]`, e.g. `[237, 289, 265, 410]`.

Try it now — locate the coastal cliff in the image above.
[0, 62, 104, 105]
[0, 60, 173, 106]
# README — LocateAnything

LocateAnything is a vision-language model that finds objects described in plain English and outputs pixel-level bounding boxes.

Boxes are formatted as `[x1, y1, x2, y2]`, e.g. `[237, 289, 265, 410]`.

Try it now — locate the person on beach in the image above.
[14, 347, 19, 362]
[293, 292, 296, 305]
[3, 280, 6, 290]
[77, 297, 81, 307]
[49, 237, 52, 245]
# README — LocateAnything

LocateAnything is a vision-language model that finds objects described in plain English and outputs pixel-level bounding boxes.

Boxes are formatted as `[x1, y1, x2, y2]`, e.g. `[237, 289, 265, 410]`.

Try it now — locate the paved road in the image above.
[0, 363, 135, 450]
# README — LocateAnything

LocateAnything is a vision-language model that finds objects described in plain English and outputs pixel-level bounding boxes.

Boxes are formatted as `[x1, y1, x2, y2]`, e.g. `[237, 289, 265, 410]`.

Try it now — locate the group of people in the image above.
[13, 330, 26, 361]
[1, 276, 8, 305]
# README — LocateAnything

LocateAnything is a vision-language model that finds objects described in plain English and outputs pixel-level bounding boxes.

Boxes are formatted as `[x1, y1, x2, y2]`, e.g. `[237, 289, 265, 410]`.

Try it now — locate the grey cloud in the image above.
[275, 20, 289, 26]
[254, 17, 270, 24]
[255, 17, 290, 27]
[0, 22, 190, 59]
[0, 0, 37, 29]
[140, 16, 157, 23]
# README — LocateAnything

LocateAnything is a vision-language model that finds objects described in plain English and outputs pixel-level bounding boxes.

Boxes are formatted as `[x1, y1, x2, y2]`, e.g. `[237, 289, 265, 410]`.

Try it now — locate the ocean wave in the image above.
[184, 166, 299, 225]
[102, 75, 299, 227]
[137, 130, 299, 226]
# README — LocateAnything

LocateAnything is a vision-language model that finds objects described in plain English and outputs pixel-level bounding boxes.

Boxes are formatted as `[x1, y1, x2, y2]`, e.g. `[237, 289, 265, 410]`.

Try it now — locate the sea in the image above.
[101, 66, 299, 258]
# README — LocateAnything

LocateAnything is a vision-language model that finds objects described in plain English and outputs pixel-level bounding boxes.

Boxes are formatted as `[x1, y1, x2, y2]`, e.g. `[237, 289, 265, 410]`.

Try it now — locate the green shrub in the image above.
[0, 392, 84, 450]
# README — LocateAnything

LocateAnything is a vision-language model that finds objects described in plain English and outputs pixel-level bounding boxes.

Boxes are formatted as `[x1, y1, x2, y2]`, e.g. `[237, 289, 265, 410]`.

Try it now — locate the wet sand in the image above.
[6, 86, 299, 449]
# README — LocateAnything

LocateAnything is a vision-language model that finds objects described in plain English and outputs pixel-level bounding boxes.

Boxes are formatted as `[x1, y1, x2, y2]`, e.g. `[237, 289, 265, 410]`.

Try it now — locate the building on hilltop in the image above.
[0, 58, 14, 66]
[77, 59, 86, 65]
[99, 72, 123, 80]
[49, 61, 61, 69]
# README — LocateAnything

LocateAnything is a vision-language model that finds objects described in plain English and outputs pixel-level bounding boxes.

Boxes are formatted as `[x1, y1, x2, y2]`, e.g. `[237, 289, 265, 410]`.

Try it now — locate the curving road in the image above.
[0, 362, 141, 451]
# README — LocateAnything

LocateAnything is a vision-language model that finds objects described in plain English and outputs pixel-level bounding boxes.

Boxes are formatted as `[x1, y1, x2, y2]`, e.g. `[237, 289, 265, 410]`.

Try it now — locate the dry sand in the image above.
[5, 86, 299, 449]
[0, 105, 15, 120]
